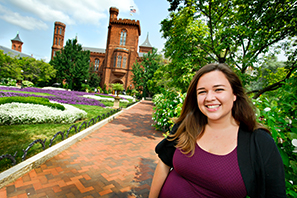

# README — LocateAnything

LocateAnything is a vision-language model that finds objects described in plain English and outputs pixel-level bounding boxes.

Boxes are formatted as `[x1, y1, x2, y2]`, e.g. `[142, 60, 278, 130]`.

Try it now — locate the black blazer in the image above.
[155, 124, 286, 198]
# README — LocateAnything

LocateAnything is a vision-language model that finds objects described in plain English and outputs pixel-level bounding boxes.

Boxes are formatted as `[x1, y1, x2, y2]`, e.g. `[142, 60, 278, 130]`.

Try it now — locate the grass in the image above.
[95, 94, 114, 98]
[0, 104, 119, 172]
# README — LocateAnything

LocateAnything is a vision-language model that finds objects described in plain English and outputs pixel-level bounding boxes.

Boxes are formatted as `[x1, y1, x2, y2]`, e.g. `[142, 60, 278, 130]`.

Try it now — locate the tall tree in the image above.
[131, 48, 162, 97]
[161, 0, 297, 96]
[50, 39, 90, 90]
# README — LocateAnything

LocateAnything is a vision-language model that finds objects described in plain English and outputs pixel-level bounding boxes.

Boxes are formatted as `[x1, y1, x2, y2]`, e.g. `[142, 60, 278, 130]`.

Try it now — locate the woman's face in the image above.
[196, 70, 236, 123]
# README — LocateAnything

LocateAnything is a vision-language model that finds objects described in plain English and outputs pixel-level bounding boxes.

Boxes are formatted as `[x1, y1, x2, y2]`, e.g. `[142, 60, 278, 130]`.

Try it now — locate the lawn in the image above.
[0, 87, 136, 172]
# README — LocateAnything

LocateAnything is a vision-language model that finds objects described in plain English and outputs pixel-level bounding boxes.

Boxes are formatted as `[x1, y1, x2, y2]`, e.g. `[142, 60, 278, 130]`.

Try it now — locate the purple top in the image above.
[159, 144, 247, 198]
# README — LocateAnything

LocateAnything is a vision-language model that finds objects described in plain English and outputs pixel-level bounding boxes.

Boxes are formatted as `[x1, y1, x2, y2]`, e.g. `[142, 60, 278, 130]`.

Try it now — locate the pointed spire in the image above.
[11, 32, 23, 43]
[140, 32, 152, 47]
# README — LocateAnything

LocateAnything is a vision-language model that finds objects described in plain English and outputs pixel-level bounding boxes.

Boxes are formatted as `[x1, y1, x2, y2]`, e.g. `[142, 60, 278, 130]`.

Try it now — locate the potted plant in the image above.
[111, 83, 124, 108]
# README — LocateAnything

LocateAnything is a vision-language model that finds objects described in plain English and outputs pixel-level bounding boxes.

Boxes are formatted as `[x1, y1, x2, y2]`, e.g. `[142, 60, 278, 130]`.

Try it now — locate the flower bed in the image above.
[0, 87, 106, 107]
[0, 102, 87, 125]
[83, 95, 129, 103]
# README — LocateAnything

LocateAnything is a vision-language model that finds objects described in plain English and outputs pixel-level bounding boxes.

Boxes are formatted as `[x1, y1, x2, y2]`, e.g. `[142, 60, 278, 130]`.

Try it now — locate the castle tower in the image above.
[109, 7, 119, 21]
[11, 32, 23, 52]
[51, 21, 66, 59]
[102, 7, 141, 90]
[139, 32, 153, 53]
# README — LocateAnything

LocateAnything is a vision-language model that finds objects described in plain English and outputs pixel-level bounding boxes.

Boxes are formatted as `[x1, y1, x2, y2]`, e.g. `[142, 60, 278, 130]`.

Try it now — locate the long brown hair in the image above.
[171, 63, 263, 156]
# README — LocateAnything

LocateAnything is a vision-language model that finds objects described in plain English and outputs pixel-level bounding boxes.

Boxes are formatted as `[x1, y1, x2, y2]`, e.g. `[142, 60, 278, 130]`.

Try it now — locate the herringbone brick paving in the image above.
[1, 101, 164, 198]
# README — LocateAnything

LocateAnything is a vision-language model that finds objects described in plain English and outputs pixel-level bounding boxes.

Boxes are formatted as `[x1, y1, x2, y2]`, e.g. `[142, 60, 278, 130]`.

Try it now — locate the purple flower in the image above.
[0, 87, 106, 107]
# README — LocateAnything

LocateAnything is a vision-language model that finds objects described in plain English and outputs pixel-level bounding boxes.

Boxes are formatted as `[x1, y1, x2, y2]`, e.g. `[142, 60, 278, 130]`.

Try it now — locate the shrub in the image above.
[253, 78, 297, 197]
[0, 96, 65, 111]
[152, 90, 186, 132]
[22, 80, 34, 87]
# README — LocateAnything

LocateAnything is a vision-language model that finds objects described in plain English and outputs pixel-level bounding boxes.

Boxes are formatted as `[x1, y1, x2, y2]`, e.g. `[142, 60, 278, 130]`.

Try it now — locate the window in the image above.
[94, 59, 99, 71]
[113, 56, 117, 67]
[117, 56, 122, 68]
[60, 28, 62, 35]
[122, 57, 127, 68]
[120, 30, 127, 45]
[55, 38, 57, 45]
[53, 51, 56, 57]
[59, 38, 61, 46]
[56, 27, 59, 34]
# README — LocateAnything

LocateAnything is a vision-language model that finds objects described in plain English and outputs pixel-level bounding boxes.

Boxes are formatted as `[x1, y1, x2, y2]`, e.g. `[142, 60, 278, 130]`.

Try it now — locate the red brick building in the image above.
[51, 7, 153, 90]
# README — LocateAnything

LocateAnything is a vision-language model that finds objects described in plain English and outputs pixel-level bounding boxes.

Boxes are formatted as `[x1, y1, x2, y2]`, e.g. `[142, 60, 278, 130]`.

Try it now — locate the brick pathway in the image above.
[0, 101, 164, 198]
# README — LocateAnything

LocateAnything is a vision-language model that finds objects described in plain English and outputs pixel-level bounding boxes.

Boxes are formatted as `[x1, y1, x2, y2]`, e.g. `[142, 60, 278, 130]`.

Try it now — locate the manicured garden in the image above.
[0, 85, 137, 172]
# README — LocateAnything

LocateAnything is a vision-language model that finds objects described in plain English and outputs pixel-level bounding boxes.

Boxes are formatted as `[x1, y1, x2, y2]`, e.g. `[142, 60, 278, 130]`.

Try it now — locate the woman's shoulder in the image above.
[239, 126, 277, 151]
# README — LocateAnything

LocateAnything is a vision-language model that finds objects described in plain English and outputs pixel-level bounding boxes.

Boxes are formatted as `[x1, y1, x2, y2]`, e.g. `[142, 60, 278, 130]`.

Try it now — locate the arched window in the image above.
[122, 57, 127, 68]
[18, 46, 21, 51]
[120, 30, 127, 45]
[117, 55, 122, 68]
[13, 45, 16, 50]
[94, 59, 99, 71]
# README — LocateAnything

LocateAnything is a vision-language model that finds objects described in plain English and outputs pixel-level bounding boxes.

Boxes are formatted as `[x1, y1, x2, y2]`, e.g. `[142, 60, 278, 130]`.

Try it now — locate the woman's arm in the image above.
[149, 160, 171, 198]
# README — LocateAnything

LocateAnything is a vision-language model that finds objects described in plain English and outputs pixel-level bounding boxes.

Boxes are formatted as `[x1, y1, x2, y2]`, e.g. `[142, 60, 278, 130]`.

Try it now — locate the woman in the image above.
[149, 63, 286, 198]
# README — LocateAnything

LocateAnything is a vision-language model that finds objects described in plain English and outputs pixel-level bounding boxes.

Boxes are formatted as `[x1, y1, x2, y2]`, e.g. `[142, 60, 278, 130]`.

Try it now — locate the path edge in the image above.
[0, 101, 140, 189]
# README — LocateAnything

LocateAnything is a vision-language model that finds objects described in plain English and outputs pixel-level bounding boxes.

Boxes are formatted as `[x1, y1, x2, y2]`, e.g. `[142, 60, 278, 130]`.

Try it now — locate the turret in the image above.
[11, 32, 23, 52]
[51, 21, 66, 59]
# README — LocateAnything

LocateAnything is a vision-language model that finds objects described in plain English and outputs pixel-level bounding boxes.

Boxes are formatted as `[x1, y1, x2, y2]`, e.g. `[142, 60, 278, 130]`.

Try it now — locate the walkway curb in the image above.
[0, 102, 140, 189]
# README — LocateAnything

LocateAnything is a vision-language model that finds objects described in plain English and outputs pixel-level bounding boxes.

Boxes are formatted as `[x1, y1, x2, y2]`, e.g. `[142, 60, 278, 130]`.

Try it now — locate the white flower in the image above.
[264, 107, 271, 112]
[0, 102, 87, 125]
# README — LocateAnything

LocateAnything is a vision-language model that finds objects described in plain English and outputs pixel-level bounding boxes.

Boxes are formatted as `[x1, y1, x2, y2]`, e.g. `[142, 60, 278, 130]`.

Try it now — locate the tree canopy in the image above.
[161, 0, 297, 96]
[0, 50, 56, 85]
[131, 48, 163, 97]
[50, 39, 90, 91]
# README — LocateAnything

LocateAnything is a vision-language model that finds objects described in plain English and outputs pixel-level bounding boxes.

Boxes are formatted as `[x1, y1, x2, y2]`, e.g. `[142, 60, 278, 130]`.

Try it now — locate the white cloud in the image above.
[0, 4, 48, 30]
[6, 0, 137, 27]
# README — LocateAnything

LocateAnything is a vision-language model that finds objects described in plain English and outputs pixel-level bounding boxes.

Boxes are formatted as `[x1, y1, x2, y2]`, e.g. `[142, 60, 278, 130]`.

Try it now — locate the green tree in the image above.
[50, 38, 90, 91]
[18, 57, 56, 85]
[161, 0, 297, 96]
[0, 50, 56, 85]
[131, 48, 162, 97]
[0, 50, 22, 80]
[88, 71, 101, 89]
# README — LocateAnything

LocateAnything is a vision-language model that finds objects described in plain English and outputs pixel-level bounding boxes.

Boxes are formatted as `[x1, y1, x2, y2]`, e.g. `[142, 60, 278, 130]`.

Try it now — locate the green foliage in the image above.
[18, 57, 56, 85]
[22, 80, 34, 87]
[0, 51, 56, 85]
[152, 90, 186, 131]
[81, 83, 90, 92]
[50, 39, 90, 91]
[88, 72, 101, 89]
[111, 83, 124, 96]
[161, 0, 297, 96]
[253, 76, 297, 196]
[0, 96, 65, 111]
[1, 78, 17, 86]
[103, 84, 108, 94]
[0, 50, 22, 80]
[132, 48, 163, 97]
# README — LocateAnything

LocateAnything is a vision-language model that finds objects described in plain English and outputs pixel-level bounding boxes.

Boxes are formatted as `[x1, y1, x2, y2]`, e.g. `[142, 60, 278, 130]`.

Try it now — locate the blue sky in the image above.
[0, 0, 171, 62]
